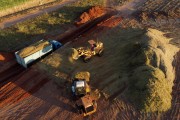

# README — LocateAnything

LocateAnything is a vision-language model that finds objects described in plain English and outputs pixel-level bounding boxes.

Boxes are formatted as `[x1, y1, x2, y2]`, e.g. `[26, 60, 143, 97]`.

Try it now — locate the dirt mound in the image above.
[0, 52, 14, 62]
[75, 6, 107, 25]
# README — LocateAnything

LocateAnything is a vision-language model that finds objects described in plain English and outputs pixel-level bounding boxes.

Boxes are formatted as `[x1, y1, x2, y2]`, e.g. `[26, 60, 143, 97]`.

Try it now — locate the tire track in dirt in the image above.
[0, 70, 37, 100]
[11, 78, 49, 105]
[0, 69, 27, 91]
[2, 71, 40, 99]
[108, 82, 127, 101]
[0, 63, 25, 83]
[0, 69, 50, 108]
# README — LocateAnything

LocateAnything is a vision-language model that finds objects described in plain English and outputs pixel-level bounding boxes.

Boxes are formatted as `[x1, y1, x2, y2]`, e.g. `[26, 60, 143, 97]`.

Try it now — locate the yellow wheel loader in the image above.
[71, 72, 100, 116]
[75, 94, 97, 116]
[71, 72, 91, 97]
[72, 40, 104, 62]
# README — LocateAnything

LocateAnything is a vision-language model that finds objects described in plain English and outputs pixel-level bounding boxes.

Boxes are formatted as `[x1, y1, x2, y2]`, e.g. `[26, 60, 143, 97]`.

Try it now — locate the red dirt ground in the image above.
[98, 15, 123, 28]
[0, 63, 83, 119]
[0, 52, 14, 62]
[80, 15, 123, 37]
[0, 52, 14, 69]
[0, 68, 49, 108]
[75, 6, 108, 26]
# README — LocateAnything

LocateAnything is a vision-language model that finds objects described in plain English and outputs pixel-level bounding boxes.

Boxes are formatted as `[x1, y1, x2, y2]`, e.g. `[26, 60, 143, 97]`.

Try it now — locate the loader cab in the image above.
[72, 79, 87, 97]
[76, 95, 97, 116]
[49, 40, 62, 50]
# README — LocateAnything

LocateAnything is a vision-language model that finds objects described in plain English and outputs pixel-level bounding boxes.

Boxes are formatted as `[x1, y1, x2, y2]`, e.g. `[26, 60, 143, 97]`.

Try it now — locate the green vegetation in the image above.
[0, 0, 105, 52]
[0, 0, 30, 10]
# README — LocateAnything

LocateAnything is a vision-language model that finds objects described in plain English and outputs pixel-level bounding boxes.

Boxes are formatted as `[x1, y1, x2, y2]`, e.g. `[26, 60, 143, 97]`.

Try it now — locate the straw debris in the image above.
[18, 40, 50, 58]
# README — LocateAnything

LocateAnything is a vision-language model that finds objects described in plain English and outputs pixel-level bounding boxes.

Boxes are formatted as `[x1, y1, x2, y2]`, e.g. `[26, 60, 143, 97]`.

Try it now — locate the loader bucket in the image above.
[72, 48, 79, 60]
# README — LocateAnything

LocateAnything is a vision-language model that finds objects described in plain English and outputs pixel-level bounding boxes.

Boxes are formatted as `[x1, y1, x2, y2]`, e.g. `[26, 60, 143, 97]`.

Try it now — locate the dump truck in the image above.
[72, 40, 104, 62]
[15, 40, 62, 68]
[71, 72, 99, 116]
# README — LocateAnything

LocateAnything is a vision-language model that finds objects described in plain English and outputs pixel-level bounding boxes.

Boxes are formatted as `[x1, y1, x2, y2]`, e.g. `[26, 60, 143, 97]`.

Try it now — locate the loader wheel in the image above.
[98, 50, 103, 57]
[76, 105, 83, 114]
[83, 57, 91, 63]
[77, 108, 83, 114]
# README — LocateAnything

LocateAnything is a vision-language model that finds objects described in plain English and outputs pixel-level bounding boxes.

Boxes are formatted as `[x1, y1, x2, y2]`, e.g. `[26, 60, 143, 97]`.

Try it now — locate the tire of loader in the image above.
[78, 108, 83, 114]
[83, 56, 91, 63]
[76, 105, 83, 114]
[97, 50, 103, 57]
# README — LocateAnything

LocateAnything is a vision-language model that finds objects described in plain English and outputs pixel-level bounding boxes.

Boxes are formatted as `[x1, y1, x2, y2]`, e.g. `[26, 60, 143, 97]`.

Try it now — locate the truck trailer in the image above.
[15, 40, 62, 68]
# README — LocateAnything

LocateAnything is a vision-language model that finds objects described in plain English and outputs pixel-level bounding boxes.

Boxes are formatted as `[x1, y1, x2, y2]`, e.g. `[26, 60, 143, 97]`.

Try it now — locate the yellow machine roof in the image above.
[81, 95, 93, 108]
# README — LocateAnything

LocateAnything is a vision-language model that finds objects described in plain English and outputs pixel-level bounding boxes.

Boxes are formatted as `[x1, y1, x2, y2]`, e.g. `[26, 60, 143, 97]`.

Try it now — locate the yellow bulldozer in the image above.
[72, 40, 104, 62]
[71, 72, 100, 116]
